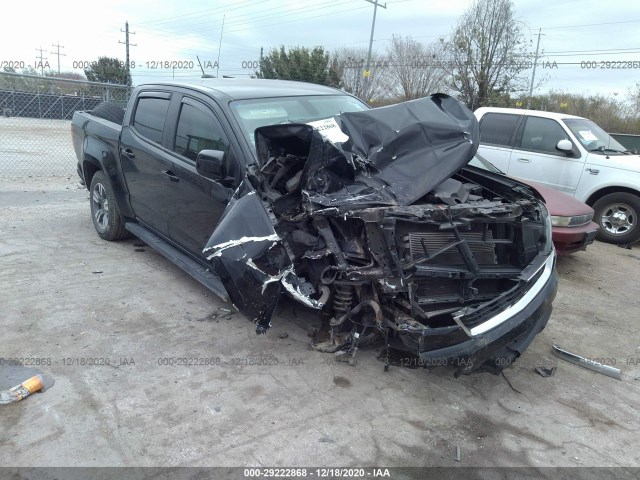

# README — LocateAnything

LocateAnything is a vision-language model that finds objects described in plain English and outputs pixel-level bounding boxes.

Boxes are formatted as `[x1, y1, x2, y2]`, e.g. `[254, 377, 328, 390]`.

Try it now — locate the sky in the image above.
[2, 0, 640, 99]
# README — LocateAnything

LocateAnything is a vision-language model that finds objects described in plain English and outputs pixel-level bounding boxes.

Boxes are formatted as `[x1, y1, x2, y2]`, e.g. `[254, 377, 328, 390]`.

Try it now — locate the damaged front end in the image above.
[204, 94, 557, 375]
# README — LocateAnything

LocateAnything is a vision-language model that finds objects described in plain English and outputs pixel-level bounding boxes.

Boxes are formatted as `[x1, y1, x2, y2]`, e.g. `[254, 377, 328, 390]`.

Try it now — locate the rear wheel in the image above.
[593, 192, 640, 244]
[89, 171, 129, 241]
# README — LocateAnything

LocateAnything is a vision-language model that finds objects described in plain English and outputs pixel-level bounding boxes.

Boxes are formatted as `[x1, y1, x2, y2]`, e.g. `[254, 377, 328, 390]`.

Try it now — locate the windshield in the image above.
[231, 95, 369, 153]
[468, 153, 504, 174]
[563, 118, 628, 154]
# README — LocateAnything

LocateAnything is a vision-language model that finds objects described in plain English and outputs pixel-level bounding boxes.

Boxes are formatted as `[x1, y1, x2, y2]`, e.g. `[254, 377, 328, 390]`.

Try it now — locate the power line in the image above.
[539, 19, 640, 30]
[225, 4, 370, 34]
[139, 0, 356, 37]
[137, 0, 268, 27]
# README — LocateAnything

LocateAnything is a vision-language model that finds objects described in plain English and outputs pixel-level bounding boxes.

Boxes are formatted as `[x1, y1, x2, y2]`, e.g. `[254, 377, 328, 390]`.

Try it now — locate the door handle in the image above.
[162, 170, 179, 182]
[516, 157, 531, 163]
[121, 148, 135, 159]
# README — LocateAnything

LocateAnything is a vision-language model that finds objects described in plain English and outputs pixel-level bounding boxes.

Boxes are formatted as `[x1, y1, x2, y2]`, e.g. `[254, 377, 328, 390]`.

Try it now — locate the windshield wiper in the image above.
[589, 147, 629, 154]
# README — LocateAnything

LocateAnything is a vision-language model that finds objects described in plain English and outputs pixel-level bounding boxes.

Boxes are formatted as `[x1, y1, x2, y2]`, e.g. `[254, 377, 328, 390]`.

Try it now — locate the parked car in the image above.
[475, 107, 640, 245]
[71, 81, 557, 375]
[470, 155, 599, 255]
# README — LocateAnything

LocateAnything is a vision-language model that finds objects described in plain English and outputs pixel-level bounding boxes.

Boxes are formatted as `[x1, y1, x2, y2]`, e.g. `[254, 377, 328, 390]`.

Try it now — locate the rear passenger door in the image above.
[120, 92, 174, 236]
[165, 96, 238, 259]
[477, 112, 521, 173]
[507, 116, 584, 195]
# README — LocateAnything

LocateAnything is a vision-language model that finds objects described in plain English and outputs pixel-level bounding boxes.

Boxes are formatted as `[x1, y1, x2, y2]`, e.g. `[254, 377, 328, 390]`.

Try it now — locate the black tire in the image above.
[89, 171, 129, 241]
[593, 192, 640, 245]
[91, 102, 125, 125]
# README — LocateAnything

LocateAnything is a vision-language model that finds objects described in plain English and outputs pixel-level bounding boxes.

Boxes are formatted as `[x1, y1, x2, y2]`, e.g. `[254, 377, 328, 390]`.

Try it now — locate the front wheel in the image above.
[89, 171, 129, 241]
[593, 192, 640, 244]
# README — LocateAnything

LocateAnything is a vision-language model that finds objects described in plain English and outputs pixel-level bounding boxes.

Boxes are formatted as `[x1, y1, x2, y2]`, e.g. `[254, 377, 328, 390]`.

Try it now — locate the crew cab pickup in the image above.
[71, 80, 557, 376]
[475, 107, 640, 245]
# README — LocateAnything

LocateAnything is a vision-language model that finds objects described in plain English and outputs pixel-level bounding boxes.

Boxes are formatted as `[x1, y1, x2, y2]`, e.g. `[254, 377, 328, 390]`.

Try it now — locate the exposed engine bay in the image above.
[204, 94, 556, 375]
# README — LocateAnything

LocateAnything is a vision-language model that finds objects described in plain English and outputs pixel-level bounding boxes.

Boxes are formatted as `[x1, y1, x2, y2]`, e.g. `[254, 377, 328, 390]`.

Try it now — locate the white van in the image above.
[475, 107, 640, 244]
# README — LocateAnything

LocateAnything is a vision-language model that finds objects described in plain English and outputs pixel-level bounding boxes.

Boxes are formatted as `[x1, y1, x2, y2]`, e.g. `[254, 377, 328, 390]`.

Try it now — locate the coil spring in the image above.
[333, 283, 356, 318]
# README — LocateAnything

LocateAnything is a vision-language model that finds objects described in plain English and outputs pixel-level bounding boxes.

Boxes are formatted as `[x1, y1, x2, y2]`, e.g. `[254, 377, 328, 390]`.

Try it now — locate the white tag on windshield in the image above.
[307, 118, 349, 144]
[578, 130, 598, 141]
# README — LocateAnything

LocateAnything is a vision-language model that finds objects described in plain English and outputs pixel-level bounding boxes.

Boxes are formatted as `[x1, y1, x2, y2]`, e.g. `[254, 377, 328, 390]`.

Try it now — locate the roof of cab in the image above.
[474, 106, 586, 122]
[138, 78, 344, 101]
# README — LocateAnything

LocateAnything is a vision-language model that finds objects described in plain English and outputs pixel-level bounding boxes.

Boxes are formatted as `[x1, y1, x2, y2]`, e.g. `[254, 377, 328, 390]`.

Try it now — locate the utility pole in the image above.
[119, 21, 137, 87]
[50, 43, 66, 74]
[216, 14, 225, 78]
[363, 0, 386, 99]
[35, 47, 48, 75]
[526, 29, 544, 110]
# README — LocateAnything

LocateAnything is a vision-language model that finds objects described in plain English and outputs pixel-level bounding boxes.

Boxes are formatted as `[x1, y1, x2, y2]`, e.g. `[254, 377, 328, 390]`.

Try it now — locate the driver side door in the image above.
[164, 96, 239, 260]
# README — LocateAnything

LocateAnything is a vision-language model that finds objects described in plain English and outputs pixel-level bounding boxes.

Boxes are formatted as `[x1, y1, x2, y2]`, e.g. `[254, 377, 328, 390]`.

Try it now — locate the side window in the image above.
[518, 117, 570, 154]
[479, 113, 520, 147]
[174, 101, 229, 161]
[133, 97, 170, 144]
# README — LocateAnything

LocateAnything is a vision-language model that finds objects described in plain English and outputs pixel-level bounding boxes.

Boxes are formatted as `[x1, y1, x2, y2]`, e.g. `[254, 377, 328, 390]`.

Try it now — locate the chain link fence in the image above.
[1, 70, 637, 179]
[0, 71, 129, 178]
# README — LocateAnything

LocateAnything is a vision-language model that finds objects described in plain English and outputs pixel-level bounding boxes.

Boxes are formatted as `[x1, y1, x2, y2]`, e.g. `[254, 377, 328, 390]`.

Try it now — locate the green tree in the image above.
[257, 46, 340, 87]
[442, 0, 532, 110]
[84, 57, 130, 85]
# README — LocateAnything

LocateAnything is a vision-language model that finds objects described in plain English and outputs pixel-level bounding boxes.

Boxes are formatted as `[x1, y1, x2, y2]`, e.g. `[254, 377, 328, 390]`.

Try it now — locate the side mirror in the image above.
[556, 139, 573, 153]
[196, 149, 225, 179]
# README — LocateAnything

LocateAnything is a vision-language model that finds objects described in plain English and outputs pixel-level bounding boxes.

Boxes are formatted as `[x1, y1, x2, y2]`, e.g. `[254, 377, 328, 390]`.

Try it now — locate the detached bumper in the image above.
[414, 264, 558, 374]
[553, 222, 599, 255]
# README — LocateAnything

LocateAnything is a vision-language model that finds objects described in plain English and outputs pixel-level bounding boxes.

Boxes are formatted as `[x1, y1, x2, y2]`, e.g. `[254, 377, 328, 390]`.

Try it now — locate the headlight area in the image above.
[551, 213, 594, 227]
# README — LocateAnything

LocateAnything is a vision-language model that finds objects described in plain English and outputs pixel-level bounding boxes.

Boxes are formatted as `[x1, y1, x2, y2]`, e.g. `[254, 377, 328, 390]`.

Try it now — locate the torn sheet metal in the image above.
[203, 179, 321, 333]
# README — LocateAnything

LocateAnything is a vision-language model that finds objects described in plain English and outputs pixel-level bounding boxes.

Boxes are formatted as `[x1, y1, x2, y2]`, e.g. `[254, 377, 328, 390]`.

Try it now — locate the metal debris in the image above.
[534, 366, 556, 377]
[552, 345, 621, 380]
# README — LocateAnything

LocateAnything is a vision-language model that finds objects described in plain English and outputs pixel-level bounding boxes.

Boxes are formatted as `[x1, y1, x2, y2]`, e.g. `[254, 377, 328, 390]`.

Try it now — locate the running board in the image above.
[125, 223, 229, 302]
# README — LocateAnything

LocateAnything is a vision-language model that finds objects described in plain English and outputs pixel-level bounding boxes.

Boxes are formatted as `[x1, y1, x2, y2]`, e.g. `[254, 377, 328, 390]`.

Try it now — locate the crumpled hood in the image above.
[254, 93, 479, 208]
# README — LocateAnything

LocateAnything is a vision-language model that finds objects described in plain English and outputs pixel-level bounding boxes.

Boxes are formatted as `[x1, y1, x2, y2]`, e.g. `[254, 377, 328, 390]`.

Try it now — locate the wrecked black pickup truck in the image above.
[71, 79, 557, 375]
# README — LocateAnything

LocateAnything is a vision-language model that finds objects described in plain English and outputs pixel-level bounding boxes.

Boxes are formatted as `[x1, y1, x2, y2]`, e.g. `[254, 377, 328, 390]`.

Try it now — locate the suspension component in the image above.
[333, 283, 356, 318]
[330, 299, 383, 329]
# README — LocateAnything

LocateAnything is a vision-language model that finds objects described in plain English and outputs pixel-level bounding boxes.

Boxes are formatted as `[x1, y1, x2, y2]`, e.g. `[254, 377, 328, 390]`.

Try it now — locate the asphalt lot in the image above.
[1, 176, 639, 471]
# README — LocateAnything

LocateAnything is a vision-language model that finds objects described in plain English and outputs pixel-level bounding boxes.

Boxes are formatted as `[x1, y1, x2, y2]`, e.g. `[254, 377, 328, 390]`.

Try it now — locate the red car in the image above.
[471, 155, 599, 255]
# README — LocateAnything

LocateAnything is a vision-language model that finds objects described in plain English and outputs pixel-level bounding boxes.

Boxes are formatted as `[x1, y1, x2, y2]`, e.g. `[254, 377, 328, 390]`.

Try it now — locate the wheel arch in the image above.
[585, 186, 640, 207]
[81, 135, 135, 220]
[82, 154, 101, 188]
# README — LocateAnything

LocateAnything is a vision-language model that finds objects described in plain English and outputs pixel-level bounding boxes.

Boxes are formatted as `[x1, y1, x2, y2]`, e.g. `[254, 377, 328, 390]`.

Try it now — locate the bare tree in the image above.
[442, 0, 532, 110]
[627, 82, 640, 117]
[385, 35, 448, 101]
[331, 47, 393, 102]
